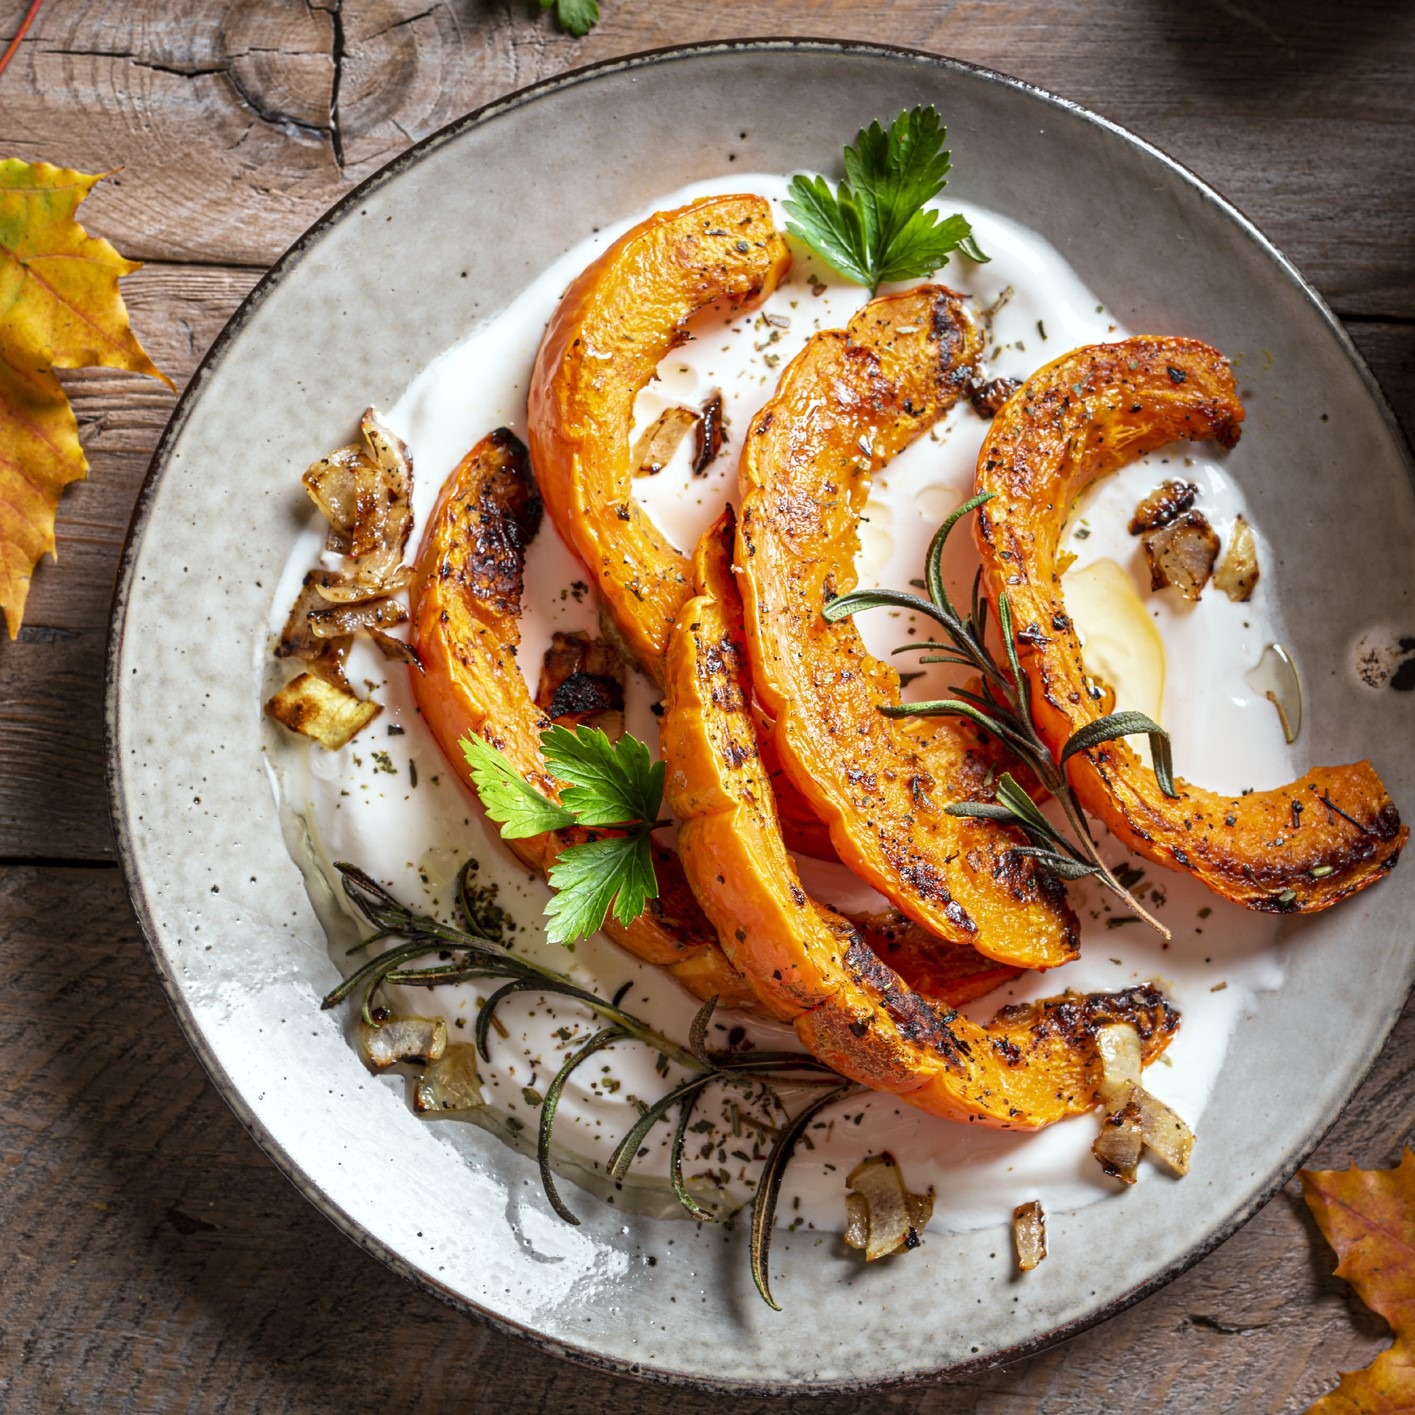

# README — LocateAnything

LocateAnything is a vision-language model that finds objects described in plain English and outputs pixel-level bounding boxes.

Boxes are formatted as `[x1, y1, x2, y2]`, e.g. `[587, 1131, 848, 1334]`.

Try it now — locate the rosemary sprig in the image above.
[324, 861, 854, 1306]
[823, 492, 1175, 937]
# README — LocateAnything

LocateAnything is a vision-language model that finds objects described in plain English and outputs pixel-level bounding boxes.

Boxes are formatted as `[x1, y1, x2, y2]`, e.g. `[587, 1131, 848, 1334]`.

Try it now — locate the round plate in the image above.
[106, 40, 1415, 1394]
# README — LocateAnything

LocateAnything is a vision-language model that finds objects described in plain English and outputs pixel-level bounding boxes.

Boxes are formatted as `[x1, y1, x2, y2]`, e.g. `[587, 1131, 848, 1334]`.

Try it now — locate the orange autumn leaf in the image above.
[1301, 1148, 1415, 1413]
[0, 158, 172, 637]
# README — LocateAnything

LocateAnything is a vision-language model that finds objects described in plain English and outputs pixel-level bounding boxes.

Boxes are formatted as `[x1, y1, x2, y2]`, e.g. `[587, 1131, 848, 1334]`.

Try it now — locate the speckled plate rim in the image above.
[105, 37, 1415, 1396]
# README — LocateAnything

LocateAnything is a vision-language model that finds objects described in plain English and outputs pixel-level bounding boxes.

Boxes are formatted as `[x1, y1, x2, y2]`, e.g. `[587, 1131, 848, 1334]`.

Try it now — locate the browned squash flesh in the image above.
[850, 911, 1022, 1007]
[409, 428, 758, 1008]
[528, 194, 790, 681]
[737, 286, 1081, 970]
[662, 511, 1177, 1126]
[974, 338, 1406, 912]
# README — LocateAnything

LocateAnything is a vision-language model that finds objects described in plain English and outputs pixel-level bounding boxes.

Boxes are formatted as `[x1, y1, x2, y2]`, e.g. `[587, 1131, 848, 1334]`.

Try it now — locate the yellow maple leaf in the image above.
[0, 158, 172, 637]
[1301, 1148, 1415, 1413]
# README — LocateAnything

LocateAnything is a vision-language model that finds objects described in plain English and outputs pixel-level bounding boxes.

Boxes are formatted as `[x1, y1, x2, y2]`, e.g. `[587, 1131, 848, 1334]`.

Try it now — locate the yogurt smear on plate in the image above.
[265, 174, 1295, 1234]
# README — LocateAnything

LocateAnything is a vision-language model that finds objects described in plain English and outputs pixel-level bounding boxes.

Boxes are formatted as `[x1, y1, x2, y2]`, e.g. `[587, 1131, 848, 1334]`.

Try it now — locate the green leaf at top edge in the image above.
[549, 0, 599, 37]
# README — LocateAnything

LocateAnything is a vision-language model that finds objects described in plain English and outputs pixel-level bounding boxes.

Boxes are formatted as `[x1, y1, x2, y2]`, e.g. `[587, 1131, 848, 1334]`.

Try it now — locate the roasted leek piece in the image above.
[737, 286, 1080, 969]
[662, 512, 1178, 1126]
[974, 338, 1405, 911]
[409, 427, 758, 1008]
[529, 194, 790, 681]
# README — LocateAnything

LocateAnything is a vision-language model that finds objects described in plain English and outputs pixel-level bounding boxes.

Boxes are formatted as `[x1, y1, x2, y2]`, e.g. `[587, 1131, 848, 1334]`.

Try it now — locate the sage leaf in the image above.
[1060, 712, 1178, 799]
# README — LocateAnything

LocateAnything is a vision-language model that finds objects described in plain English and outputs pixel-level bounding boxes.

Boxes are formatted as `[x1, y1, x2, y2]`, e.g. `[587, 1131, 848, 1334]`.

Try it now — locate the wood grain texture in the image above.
[1, 0, 1412, 1409]
[1, 0, 1411, 312]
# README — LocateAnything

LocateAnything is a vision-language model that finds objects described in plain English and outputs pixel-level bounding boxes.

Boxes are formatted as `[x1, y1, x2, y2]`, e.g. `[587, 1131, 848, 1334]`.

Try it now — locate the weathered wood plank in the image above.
[1, 0, 1411, 315]
[0, 865, 1407, 1412]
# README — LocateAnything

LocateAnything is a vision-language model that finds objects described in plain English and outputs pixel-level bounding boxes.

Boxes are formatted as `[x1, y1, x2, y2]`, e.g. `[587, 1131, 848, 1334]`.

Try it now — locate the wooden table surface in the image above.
[2, 1, 1412, 1410]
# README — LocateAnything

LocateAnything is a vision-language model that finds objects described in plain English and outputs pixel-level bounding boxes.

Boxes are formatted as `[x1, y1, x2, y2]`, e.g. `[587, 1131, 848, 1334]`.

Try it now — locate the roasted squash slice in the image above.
[663, 511, 1178, 1126]
[737, 286, 1081, 970]
[528, 194, 790, 681]
[974, 337, 1406, 911]
[409, 427, 758, 1009]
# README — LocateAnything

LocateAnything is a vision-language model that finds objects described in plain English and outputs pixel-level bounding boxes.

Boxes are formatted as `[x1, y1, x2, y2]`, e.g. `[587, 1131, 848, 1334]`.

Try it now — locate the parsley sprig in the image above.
[461, 726, 665, 945]
[784, 106, 987, 295]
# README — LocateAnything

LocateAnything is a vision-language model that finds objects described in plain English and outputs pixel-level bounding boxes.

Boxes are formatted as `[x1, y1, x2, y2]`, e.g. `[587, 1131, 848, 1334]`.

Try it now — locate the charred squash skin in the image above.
[737, 286, 1081, 970]
[663, 511, 1178, 1126]
[974, 338, 1406, 911]
[409, 428, 758, 1009]
[528, 195, 790, 682]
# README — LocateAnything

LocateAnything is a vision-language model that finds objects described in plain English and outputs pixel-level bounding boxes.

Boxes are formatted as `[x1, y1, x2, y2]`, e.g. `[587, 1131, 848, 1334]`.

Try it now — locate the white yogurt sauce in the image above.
[265, 174, 1296, 1235]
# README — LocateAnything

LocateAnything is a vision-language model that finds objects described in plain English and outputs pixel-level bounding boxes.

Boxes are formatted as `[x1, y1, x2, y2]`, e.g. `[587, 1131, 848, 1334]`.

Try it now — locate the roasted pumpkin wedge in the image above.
[736, 286, 1080, 970]
[528, 194, 790, 681]
[663, 511, 1178, 1126]
[409, 427, 758, 1009]
[974, 337, 1406, 911]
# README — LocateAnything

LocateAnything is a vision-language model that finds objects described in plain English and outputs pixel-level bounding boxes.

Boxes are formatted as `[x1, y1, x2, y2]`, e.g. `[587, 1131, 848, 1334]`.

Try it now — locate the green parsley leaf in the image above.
[540, 724, 665, 828]
[462, 725, 668, 946]
[545, 834, 659, 944]
[779, 173, 871, 288]
[783, 105, 987, 295]
[460, 733, 575, 839]
[538, 0, 600, 37]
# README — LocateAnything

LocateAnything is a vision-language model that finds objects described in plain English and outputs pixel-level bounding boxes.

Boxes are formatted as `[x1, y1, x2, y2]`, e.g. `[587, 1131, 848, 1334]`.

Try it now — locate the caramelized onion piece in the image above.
[1129, 479, 1197, 534]
[630, 406, 699, 478]
[1095, 1023, 1143, 1108]
[693, 391, 726, 475]
[357, 1013, 447, 1069]
[1013, 1200, 1047, 1272]
[1093, 1098, 1144, 1183]
[265, 670, 379, 749]
[311, 564, 413, 606]
[1091, 1020, 1195, 1179]
[413, 1043, 484, 1112]
[1132, 1083, 1195, 1175]
[308, 596, 408, 640]
[843, 1153, 934, 1261]
[368, 628, 422, 668]
[302, 408, 414, 594]
[969, 376, 1021, 418]
[273, 409, 418, 743]
[277, 573, 340, 661]
[1143, 508, 1220, 600]
[1214, 514, 1260, 601]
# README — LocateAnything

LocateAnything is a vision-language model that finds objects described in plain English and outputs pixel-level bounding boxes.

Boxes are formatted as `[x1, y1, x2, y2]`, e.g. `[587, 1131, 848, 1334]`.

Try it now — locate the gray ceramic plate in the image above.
[107, 40, 1415, 1394]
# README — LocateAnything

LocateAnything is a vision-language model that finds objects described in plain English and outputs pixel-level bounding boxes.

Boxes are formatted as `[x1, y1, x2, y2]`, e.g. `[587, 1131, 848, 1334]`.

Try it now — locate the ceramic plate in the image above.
[107, 40, 1415, 1394]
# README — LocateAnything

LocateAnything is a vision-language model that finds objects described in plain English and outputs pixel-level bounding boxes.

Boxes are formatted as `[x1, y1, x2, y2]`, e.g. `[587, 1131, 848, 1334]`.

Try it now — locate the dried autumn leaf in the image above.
[0, 158, 172, 636]
[1300, 1148, 1415, 1413]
